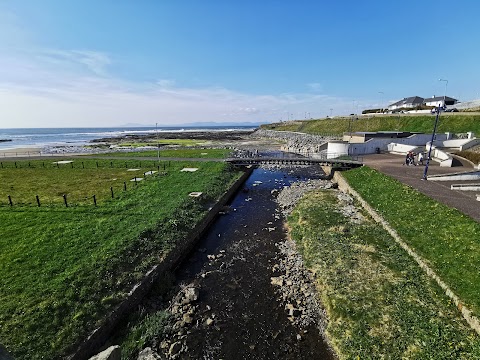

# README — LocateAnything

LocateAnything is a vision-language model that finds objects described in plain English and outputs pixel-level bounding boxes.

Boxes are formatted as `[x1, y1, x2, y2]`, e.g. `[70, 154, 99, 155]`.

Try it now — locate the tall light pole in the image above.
[330, 108, 333, 117]
[423, 78, 448, 180]
[439, 78, 448, 108]
[156, 122, 160, 163]
[378, 91, 384, 113]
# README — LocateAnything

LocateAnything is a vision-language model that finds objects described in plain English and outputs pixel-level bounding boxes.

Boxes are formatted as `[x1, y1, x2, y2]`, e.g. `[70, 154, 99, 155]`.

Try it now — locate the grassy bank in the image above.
[103, 148, 232, 158]
[261, 114, 480, 135]
[342, 166, 480, 315]
[0, 159, 241, 359]
[288, 189, 480, 358]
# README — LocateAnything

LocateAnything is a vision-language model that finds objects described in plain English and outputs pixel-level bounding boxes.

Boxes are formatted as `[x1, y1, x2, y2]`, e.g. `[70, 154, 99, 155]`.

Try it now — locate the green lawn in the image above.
[103, 148, 232, 159]
[261, 114, 480, 135]
[0, 159, 241, 359]
[288, 189, 480, 359]
[0, 159, 165, 206]
[342, 166, 480, 315]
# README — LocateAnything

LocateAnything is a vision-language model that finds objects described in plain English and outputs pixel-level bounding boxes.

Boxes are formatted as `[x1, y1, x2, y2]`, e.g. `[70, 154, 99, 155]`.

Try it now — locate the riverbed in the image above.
[134, 163, 336, 359]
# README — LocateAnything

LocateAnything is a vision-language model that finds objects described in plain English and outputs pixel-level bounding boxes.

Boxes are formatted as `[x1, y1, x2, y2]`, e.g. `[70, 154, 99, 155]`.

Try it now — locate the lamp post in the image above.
[439, 78, 448, 108]
[330, 108, 333, 117]
[378, 91, 384, 113]
[156, 122, 160, 163]
[423, 78, 448, 180]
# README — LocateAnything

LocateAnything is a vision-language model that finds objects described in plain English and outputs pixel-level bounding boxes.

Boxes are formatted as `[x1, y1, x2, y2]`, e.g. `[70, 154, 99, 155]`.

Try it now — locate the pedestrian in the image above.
[417, 152, 424, 165]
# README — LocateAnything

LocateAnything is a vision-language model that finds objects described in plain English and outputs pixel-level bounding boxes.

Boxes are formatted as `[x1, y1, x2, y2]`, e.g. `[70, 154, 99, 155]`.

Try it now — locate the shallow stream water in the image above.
[156, 163, 335, 359]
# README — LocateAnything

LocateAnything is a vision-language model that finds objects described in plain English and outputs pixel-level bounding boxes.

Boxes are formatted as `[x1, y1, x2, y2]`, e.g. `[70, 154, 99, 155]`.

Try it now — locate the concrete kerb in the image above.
[323, 166, 480, 336]
[68, 167, 254, 360]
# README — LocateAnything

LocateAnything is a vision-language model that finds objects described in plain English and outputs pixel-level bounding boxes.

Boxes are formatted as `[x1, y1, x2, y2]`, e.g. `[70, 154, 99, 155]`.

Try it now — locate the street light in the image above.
[439, 78, 448, 108]
[423, 78, 448, 180]
[330, 108, 333, 117]
[378, 91, 384, 113]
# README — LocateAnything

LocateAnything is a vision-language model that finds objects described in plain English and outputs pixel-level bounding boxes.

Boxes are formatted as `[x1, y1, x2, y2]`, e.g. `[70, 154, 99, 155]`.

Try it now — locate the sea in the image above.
[0, 126, 257, 150]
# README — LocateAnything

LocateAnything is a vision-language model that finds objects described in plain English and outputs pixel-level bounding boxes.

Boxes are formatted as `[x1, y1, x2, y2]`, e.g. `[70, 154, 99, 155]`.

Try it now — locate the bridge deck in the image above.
[225, 157, 363, 168]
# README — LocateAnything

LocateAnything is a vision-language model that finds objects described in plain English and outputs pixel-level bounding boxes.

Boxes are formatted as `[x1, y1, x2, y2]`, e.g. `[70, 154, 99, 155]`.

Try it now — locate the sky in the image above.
[0, 0, 479, 128]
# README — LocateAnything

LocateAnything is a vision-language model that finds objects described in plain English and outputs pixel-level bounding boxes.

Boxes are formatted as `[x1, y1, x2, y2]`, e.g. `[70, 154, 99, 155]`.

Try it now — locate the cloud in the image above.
[157, 79, 176, 88]
[0, 46, 363, 127]
[307, 82, 323, 92]
[37, 49, 112, 76]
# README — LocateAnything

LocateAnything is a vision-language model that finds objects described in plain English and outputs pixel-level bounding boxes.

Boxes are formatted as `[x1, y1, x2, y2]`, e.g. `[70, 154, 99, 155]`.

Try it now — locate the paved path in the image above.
[362, 153, 480, 222]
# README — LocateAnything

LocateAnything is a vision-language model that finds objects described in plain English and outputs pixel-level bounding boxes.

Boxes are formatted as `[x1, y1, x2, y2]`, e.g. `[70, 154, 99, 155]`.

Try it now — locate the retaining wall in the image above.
[69, 168, 253, 360]
[252, 129, 337, 155]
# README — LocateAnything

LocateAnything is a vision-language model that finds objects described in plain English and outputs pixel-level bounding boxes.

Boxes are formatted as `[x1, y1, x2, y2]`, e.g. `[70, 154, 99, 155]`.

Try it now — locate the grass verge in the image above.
[261, 114, 480, 135]
[342, 166, 480, 315]
[288, 189, 480, 358]
[0, 159, 241, 359]
[103, 148, 232, 159]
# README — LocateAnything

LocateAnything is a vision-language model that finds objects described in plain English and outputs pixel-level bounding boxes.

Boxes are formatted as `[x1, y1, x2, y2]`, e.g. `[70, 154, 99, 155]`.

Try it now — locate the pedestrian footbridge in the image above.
[226, 157, 363, 170]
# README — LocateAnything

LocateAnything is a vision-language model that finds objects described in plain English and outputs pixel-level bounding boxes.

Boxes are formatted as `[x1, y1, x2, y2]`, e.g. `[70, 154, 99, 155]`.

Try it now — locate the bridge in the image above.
[225, 156, 363, 169]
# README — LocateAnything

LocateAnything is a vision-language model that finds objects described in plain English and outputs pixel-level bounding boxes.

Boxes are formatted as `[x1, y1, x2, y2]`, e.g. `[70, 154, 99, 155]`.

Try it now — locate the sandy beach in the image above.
[0, 147, 43, 158]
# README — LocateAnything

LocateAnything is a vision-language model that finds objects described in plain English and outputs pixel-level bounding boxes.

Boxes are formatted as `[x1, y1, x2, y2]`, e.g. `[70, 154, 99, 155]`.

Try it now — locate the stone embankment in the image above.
[252, 129, 339, 156]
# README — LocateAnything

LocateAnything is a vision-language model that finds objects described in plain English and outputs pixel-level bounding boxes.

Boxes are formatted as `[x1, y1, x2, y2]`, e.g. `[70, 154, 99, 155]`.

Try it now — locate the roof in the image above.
[424, 96, 458, 102]
[389, 96, 424, 107]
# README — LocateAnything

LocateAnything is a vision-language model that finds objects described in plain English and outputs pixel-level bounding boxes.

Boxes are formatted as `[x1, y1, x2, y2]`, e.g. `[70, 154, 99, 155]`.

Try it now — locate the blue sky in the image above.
[0, 0, 478, 127]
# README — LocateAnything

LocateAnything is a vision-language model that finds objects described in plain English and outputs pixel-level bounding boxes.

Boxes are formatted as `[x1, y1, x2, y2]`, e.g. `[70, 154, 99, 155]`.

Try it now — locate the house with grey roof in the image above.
[387, 96, 424, 111]
[423, 96, 458, 108]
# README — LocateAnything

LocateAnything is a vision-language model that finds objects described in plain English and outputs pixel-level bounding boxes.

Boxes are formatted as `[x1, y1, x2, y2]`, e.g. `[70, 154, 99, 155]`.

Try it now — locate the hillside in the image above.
[261, 114, 480, 136]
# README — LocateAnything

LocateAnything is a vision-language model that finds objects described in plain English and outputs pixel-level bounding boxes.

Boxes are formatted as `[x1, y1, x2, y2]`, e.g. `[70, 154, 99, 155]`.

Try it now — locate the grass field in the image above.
[342, 166, 480, 315]
[288, 189, 480, 359]
[0, 159, 167, 206]
[103, 148, 232, 159]
[261, 114, 480, 135]
[0, 159, 241, 359]
[118, 139, 208, 147]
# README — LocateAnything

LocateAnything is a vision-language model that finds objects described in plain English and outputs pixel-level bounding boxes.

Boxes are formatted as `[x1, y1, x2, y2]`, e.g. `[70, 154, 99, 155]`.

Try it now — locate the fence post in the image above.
[15, 162, 17, 168]
[71, 162, 74, 168]
[134, 177, 137, 185]
[36, 195, 40, 207]
[93, 195, 97, 206]
[110, 161, 113, 168]
[0, 162, 2, 168]
[96, 161, 99, 168]
[123, 181, 127, 191]
[111, 187, 114, 198]
[8, 195, 12, 206]
[82, 162, 84, 169]
[63, 194, 68, 207]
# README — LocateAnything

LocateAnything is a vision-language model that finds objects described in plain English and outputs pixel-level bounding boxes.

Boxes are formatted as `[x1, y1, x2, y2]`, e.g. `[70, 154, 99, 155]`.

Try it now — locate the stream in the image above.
[148, 162, 334, 359]
[131, 161, 336, 359]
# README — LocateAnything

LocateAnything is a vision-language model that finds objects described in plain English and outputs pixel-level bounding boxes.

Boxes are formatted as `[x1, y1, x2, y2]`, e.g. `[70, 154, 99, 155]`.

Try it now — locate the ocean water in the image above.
[0, 126, 255, 150]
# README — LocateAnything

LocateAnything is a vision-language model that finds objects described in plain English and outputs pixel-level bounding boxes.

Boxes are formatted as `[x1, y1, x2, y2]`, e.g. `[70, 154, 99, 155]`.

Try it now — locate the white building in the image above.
[424, 96, 458, 108]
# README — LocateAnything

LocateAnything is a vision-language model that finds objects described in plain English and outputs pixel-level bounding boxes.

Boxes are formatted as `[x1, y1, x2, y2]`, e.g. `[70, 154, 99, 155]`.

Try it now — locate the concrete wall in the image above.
[326, 142, 350, 159]
[387, 143, 423, 154]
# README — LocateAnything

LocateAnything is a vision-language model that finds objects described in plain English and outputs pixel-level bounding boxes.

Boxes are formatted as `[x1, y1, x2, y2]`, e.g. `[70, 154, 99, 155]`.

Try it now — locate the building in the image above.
[388, 96, 424, 111]
[423, 95, 458, 108]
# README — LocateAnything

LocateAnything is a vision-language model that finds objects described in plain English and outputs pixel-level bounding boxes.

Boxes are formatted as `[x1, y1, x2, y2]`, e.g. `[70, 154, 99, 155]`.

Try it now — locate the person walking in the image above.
[417, 152, 424, 165]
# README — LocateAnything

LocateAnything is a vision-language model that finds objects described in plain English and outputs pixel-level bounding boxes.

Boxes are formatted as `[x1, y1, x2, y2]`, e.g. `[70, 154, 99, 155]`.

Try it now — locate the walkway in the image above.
[362, 153, 480, 222]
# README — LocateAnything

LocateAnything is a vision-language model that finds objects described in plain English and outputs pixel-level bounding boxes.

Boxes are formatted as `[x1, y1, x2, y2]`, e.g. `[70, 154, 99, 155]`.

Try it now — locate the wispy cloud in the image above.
[36, 49, 112, 76]
[0, 46, 362, 127]
[307, 82, 323, 92]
